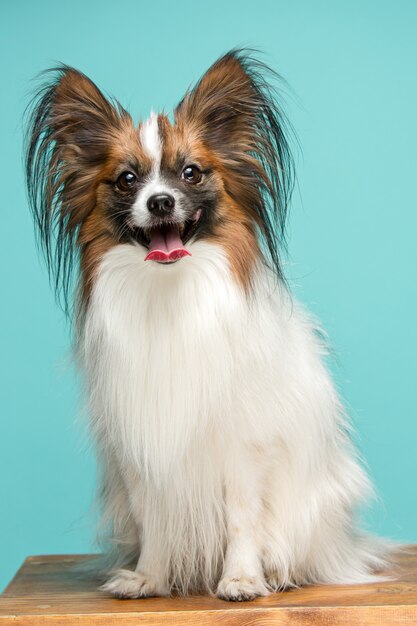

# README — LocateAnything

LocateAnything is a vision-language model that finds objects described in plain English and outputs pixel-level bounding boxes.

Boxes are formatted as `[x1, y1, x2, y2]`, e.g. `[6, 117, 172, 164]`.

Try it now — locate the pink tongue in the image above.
[144, 225, 191, 263]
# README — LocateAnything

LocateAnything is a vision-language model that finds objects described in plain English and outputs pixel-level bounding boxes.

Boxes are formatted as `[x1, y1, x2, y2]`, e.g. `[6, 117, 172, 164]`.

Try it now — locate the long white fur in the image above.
[81, 239, 388, 599]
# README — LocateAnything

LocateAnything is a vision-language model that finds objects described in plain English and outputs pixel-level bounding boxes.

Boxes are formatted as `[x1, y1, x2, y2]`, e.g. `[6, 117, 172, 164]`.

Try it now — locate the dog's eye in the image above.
[116, 171, 137, 191]
[181, 165, 202, 184]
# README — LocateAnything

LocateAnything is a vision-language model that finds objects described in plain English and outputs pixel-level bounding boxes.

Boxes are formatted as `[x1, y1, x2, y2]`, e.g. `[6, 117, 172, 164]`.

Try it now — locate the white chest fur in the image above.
[83, 241, 259, 480]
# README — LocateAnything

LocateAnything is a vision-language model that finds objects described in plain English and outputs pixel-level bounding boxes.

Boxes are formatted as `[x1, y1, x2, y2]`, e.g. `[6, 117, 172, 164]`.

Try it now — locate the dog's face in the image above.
[26, 51, 293, 304]
[105, 111, 222, 262]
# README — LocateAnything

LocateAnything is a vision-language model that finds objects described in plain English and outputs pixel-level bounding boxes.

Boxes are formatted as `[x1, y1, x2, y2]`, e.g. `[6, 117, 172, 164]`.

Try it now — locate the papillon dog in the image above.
[25, 49, 388, 601]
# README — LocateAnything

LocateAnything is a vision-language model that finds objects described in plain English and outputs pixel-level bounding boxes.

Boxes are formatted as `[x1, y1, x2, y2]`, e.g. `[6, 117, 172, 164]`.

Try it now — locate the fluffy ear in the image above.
[176, 51, 261, 147]
[25, 66, 131, 310]
[175, 49, 294, 279]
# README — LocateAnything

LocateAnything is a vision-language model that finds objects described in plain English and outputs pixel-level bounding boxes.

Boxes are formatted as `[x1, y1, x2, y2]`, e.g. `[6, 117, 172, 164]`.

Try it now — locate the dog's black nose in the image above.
[147, 194, 175, 216]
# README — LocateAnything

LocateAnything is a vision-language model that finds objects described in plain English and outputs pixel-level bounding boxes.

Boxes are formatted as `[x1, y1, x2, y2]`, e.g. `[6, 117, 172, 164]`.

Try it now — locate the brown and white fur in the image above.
[25, 50, 388, 601]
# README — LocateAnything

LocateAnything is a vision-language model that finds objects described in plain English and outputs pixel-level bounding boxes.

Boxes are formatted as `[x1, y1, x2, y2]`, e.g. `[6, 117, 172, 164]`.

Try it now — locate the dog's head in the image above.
[25, 50, 294, 308]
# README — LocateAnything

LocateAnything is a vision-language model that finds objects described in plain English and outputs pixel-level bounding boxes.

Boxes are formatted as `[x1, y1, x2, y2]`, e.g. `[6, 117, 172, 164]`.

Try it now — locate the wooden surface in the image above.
[1, 548, 417, 625]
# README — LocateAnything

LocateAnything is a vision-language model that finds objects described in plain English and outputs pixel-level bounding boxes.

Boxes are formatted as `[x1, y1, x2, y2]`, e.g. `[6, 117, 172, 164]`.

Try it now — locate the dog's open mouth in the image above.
[133, 209, 202, 264]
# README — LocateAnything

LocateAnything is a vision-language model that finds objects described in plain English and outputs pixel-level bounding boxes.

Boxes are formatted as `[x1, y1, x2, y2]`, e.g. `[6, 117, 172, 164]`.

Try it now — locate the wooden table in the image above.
[1, 548, 417, 624]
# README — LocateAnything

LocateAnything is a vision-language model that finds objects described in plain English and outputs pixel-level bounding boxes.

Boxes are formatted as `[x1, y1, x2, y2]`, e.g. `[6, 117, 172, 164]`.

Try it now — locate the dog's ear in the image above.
[39, 66, 126, 163]
[26, 65, 130, 223]
[175, 51, 259, 150]
[25, 66, 132, 308]
[175, 49, 294, 279]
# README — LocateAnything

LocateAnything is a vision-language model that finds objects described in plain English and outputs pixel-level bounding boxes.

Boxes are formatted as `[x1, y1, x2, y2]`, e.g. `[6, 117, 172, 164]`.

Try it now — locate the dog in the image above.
[25, 49, 388, 601]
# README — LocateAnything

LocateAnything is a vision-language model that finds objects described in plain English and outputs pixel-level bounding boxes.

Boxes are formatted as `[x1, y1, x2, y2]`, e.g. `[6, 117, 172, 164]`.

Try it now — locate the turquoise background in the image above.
[1, 0, 416, 591]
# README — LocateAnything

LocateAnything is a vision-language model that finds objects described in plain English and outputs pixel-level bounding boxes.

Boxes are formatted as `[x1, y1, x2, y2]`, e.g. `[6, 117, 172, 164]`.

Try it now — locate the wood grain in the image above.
[1, 547, 416, 624]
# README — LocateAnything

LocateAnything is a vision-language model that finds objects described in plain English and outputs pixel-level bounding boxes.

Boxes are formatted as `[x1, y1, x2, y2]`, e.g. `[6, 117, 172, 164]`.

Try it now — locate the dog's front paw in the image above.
[216, 575, 269, 602]
[100, 569, 167, 599]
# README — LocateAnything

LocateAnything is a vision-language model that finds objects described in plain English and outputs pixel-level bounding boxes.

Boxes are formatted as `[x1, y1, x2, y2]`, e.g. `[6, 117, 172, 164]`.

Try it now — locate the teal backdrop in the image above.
[1, 0, 416, 590]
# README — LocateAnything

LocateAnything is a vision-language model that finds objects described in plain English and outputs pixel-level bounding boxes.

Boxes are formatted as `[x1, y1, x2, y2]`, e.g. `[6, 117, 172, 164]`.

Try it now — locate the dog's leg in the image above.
[217, 450, 269, 601]
[100, 471, 170, 599]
